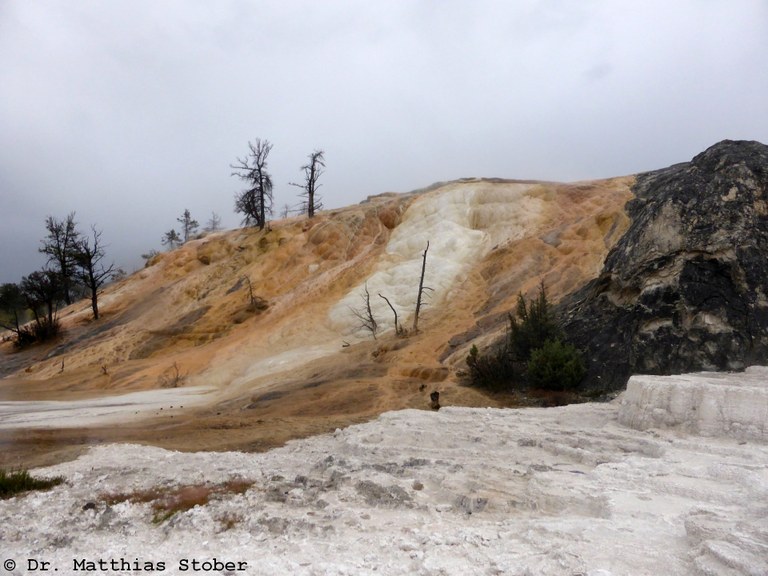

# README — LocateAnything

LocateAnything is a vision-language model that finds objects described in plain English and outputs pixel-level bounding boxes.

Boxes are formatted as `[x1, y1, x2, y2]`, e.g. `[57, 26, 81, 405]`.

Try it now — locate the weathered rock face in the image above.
[560, 140, 768, 390]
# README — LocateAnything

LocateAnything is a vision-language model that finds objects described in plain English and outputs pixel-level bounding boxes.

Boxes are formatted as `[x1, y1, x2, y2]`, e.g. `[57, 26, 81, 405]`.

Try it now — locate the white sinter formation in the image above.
[619, 366, 768, 441]
[330, 181, 539, 337]
[2, 369, 768, 576]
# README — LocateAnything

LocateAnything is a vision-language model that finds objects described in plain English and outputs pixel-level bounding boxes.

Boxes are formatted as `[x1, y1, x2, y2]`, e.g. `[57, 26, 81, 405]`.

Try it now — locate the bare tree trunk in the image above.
[290, 150, 325, 219]
[364, 285, 376, 338]
[258, 171, 269, 229]
[75, 226, 114, 321]
[88, 269, 99, 319]
[378, 293, 401, 335]
[413, 241, 430, 332]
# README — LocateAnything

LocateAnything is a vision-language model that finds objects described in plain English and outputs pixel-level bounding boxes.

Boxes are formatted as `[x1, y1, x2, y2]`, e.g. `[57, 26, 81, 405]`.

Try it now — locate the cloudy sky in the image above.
[1, 1, 767, 283]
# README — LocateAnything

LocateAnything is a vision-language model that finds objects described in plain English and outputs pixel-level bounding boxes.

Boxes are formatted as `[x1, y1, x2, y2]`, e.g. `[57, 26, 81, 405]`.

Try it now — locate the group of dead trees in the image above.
[152, 139, 324, 259]
[231, 138, 325, 230]
[351, 241, 432, 340]
[1, 213, 121, 346]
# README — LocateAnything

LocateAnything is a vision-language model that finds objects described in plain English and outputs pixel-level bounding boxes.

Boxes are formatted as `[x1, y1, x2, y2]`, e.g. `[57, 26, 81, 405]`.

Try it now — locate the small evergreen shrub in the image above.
[527, 339, 586, 391]
[466, 282, 586, 394]
[466, 343, 515, 391]
[9, 317, 61, 348]
[509, 283, 563, 361]
[31, 316, 61, 342]
[14, 326, 39, 348]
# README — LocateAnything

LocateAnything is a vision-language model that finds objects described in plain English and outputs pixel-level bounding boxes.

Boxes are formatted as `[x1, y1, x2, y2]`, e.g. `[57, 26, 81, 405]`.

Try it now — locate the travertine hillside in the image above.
[0, 176, 633, 465]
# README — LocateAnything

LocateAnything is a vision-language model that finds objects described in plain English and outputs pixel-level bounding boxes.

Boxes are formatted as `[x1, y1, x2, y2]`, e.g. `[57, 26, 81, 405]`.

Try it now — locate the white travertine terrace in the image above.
[619, 366, 768, 441]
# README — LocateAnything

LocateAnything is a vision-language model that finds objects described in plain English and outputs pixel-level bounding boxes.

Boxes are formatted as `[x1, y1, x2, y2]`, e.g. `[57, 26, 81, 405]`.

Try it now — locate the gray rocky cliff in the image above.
[559, 139, 768, 390]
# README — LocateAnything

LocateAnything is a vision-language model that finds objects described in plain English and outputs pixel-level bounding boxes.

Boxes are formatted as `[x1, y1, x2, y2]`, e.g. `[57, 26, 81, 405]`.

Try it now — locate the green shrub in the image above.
[0, 468, 64, 499]
[527, 339, 586, 391]
[10, 316, 61, 348]
[31, 316, 61, 342]
[509, 282, 562, 361]
[466, 282, 587, 394]
[14, 326, 39, 347]
[467, 282, 557, 390]
[466, 343, 515, 391]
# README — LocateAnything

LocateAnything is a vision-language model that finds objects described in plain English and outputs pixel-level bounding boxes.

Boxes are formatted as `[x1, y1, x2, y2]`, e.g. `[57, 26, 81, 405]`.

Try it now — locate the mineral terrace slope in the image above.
[0, 177, 633, 467]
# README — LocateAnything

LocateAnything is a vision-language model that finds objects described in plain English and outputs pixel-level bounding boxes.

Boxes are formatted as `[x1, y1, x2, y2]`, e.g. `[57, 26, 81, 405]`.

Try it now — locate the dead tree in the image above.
[204, 211, 222, 233]
[0, 283, 25, 340]
[75, 226, 115, 320]
[412, 241, 433, 332]
[158, 362, 186, 388]
[378, 293, 402, 335]
[290, 149, 325, 218]
[39, 212, 80, 305]
[350, 283, 378, 339]
[20, 268, 63, 341]
[232, 139, 274, 230]
[242, 275, 268, 312]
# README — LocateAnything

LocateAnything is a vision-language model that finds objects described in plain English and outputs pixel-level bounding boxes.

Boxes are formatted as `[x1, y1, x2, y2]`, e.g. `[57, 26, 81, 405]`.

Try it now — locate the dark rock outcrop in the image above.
[559, 140, 768, 390]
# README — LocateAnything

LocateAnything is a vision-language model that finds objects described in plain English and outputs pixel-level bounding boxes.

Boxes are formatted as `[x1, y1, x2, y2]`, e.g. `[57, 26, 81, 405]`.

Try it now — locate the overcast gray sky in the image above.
[1, 1, 767, 284]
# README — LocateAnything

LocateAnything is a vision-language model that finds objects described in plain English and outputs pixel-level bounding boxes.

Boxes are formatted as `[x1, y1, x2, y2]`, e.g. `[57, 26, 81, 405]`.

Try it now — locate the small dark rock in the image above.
[430, 391, 441, 410]
[355, 480, 412, 508]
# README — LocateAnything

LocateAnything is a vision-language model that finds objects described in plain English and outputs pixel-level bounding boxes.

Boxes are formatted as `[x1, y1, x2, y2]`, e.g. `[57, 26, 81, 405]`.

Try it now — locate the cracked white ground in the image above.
[2, 369, 767, 576]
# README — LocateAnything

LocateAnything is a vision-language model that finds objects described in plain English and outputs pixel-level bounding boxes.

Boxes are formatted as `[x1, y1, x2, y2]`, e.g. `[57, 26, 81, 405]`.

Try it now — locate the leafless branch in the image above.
[413, 240, 430, 332]
[350, 283, 378, 339]
[378, 293, 402, 335]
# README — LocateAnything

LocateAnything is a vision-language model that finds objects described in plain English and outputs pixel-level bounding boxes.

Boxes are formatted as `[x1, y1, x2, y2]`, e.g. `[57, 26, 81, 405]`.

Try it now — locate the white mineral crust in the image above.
[2, 369, 768, 575]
